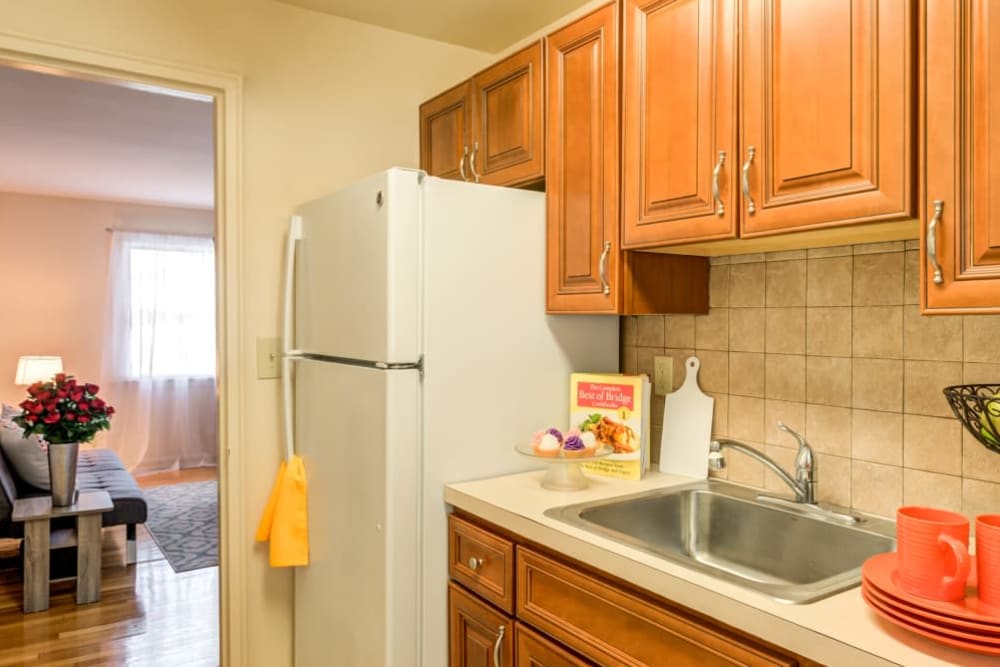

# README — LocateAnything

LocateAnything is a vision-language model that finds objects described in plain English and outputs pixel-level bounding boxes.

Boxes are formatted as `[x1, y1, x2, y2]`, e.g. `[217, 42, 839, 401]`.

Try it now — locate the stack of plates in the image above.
[861, 552, 1000, 656]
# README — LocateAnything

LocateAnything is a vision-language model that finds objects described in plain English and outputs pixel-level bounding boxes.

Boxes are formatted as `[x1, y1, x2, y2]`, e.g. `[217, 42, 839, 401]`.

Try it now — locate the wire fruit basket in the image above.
[943, 384, 1000, 455]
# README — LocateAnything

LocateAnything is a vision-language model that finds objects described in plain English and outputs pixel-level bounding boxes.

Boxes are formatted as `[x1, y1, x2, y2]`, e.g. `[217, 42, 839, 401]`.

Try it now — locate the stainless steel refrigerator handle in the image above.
[492, 625, 505, 667]
[927, 200, 945, 286]
[470, 141, 481, 183]
[712, 150, 726, 217]
[742, 146, 756, 214]
[282, 216, 304, 461]
[459, 146, 469, 182]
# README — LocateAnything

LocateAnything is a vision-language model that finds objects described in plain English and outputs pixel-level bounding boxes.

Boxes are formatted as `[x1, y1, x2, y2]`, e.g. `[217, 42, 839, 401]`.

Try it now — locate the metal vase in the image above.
[48, 442, 79, 507]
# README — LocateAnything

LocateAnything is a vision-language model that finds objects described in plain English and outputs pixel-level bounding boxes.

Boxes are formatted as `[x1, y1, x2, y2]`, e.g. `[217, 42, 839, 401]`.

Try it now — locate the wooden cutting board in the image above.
[658, 356, 715, 479]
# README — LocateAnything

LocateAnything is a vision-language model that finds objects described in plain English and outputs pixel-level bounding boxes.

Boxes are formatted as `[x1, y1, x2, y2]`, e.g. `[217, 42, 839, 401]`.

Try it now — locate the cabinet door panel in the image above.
[922, 0, 1000, 312]
[741, 0, 913, 235]
[473, 42, 544, 187]
[517, 548, 796, 666]
[450, 583, 513, 667]
[546, 3, 620, 313]
[622, 0, 738, 247]
[515, 623, 592, 667]
[420, 82, 473, 181]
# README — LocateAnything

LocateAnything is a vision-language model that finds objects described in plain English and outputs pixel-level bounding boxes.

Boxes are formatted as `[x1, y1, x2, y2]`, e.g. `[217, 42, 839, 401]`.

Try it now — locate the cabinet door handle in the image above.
[467, 556, 484, 571]
[598, 241, 612, 296]
[469, 141, 481, 183]
[492, 624, 505, 666]
[459, 146, 469, 182]
[742, 146, 756, 215]
[712, 150, 726, 217]
[927, 199, 945, 285]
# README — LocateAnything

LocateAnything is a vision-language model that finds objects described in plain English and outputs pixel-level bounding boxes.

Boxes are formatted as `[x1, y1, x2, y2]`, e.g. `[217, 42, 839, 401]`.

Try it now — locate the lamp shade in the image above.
[14, 356, 64, 385]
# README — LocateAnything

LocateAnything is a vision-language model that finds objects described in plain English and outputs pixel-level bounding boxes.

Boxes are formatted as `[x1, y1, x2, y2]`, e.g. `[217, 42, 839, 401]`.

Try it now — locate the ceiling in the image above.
[278, 0, 591, 52]
[0, 65, 215, 210]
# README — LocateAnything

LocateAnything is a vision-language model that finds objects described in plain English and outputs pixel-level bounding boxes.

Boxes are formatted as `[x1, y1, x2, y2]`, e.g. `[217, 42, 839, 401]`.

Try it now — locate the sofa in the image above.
[0, 446, 147, 564]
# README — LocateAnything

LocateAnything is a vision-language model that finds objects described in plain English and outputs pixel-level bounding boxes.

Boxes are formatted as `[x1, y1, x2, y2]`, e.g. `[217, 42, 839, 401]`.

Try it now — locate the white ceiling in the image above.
[278, 0, 592, 52]
[0, 65, 215, 210]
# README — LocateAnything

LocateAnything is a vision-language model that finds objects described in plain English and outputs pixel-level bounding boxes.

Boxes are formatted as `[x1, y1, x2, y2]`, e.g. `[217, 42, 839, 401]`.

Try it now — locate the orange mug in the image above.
[977, 515, 1000, 609]
[896, 506, 970, 601]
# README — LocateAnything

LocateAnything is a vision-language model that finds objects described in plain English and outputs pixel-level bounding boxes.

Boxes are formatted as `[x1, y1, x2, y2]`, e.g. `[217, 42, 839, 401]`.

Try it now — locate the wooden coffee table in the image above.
[12, 490, 114, 612]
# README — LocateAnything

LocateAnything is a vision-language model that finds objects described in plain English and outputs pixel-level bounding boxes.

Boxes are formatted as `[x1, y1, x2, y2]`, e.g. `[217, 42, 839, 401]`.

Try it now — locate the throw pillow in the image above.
[0, 422, 50, 490]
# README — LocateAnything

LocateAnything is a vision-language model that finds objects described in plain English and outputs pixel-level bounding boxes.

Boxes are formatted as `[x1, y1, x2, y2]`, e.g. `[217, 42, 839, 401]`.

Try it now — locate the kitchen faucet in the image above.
[707, 421, 859, 524]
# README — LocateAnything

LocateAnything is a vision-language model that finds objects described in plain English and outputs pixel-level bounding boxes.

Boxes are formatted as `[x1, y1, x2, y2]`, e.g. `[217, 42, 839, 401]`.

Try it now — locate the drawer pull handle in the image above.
[712, 150, 726, 216]
[927, 199, 944, 285]
[468, 556, 484, 571]
[599, 241, 611, 296]
[459, 146, 469, 182]
[742, 145, 756, 215]
[492, 624, 505, 666]
[470, 141, 481, 183]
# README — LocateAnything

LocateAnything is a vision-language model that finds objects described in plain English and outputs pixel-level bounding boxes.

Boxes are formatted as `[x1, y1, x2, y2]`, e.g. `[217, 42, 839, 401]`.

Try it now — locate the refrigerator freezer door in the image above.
[292, 358, 420, 667]
[293, 168, 421, 363]
[419, 177, 619, 666]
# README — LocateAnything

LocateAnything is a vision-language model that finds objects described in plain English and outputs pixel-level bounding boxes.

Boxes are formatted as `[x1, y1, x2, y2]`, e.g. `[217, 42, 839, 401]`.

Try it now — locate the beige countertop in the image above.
[444, 470, 995, 667]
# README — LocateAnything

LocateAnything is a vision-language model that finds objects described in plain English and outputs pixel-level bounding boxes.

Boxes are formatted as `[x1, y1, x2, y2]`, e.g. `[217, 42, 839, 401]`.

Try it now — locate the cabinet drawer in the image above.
[517, 547, 796, 666]
[515, 623, 593, 667]
[449, 514, 515, 613]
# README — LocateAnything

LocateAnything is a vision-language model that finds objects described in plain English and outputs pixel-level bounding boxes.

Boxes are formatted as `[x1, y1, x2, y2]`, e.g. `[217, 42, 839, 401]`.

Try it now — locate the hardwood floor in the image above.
[0, 467, 219, 666]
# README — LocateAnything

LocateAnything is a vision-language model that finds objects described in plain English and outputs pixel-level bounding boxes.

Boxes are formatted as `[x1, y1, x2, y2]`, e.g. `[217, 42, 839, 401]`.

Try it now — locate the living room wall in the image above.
[0, 1, 494, 663]
[0, 191, 214, 406]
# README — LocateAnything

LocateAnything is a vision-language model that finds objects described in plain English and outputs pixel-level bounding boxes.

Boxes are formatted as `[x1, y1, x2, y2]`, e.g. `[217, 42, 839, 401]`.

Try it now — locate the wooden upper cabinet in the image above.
[740, 0, 914, 236]
[420, 82, 474, 181]
[546, 3, 621, 313]
[922, 0, 1000, 313]
[472, 42, 544, 187]
[449, 582, 513, 667]
[622, 0, 738, 248]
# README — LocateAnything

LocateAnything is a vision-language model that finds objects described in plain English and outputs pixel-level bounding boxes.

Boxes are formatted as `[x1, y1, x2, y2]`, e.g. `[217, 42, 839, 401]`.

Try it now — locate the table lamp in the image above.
[14, 356, 64, 385]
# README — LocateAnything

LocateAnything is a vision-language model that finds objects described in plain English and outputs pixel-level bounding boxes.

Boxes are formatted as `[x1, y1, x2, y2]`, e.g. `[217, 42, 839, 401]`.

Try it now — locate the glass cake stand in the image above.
[514, 443, 614, 491]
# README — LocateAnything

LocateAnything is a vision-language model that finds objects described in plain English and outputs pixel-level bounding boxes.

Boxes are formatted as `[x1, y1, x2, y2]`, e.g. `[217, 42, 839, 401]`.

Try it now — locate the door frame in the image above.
[0, 33, 245, 666]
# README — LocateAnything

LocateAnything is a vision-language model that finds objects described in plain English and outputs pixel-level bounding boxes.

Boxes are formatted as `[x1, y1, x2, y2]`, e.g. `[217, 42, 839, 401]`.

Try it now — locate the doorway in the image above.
[0, 42, 242, 666]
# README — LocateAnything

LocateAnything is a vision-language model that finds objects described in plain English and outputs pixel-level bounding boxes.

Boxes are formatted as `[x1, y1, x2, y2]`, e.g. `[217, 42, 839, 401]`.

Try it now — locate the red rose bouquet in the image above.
[13, 373, 114, 444]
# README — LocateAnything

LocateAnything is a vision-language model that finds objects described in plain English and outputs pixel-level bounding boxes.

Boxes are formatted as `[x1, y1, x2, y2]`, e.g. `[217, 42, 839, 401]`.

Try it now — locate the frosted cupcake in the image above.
[532, 428, 563, 457]
[579, 431, 598, 456]
[562, 434, 587, 458]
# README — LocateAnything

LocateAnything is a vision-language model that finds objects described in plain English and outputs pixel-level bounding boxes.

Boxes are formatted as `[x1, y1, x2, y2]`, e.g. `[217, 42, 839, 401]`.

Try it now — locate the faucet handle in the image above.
[777, 421, 809, 450]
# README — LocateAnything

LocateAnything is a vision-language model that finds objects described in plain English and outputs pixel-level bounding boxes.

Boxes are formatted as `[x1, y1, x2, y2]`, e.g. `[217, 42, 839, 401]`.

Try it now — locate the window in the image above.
[114, 233, 216, 378]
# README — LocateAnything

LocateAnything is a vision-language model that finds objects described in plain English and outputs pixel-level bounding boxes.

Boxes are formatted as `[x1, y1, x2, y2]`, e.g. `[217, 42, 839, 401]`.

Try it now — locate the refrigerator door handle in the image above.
[283, 215, 304, 461]
[283, 215, 304, 357]
[283, 356, 297, 460]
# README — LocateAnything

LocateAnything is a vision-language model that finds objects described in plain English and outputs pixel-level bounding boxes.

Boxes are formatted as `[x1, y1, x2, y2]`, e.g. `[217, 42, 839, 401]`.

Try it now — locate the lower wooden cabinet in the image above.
[450, 582, 514, 667]
[515, 623, 591, 667]
[449, 511, 818, 667]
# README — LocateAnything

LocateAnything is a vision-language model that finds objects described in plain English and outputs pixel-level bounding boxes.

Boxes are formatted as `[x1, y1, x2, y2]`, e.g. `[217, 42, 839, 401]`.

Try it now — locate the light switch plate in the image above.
[256, 337, 281, 379]
[653, 356, 673, 395]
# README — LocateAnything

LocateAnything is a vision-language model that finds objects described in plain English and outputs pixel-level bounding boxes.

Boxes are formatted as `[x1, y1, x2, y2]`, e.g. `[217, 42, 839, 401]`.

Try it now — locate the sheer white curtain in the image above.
[102, 231, 218, 473]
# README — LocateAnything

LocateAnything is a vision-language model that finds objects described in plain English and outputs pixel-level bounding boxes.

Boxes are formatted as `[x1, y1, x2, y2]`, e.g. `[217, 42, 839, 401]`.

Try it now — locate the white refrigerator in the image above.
[284, 168, 618, 667]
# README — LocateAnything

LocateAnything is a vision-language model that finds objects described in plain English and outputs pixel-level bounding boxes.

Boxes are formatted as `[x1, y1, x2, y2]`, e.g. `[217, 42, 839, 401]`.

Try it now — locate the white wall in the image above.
[0, 1, 493, 664]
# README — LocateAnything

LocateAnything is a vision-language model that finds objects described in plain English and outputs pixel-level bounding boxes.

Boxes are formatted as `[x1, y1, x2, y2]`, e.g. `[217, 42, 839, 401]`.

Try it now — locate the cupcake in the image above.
[532, 428, 562, 457]
[562, 434, 587, 458]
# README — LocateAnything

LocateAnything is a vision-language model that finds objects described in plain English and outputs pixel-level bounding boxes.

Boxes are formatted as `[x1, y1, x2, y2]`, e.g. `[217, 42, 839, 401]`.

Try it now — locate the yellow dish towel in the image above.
[255, 455, 309, 567]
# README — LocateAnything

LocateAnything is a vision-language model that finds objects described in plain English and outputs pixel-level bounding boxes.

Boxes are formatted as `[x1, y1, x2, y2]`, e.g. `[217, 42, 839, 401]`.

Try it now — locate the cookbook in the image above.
[571, 373, 650, 480]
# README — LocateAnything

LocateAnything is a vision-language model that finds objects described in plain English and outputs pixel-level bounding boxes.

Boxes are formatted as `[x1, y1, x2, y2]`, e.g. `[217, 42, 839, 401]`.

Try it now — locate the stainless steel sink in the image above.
[544, 480, 896, 603]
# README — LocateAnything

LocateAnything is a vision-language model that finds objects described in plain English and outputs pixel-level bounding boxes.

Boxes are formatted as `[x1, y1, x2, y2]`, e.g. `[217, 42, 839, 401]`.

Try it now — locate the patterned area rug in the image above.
[143, 480, 218, 573]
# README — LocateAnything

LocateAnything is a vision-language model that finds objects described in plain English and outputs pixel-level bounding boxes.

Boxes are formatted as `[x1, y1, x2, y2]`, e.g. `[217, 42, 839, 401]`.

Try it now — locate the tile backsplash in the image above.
[621, 241, 1000, 522]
